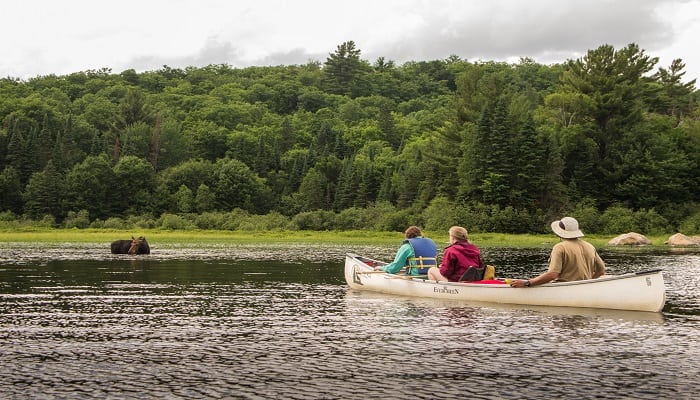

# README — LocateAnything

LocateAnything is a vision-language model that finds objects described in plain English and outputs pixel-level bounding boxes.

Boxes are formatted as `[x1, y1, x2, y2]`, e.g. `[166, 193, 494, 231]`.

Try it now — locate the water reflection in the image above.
[345, 290, 667, 324]
[0, 244, 697, 399]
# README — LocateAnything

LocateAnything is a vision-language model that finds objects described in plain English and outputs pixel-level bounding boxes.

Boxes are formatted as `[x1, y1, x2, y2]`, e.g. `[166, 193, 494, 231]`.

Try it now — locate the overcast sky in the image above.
[2, 0, 699, 85]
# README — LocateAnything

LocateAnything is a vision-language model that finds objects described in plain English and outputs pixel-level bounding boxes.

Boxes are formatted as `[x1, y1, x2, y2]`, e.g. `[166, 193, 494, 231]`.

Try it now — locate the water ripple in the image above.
[0, 246, 697, 399]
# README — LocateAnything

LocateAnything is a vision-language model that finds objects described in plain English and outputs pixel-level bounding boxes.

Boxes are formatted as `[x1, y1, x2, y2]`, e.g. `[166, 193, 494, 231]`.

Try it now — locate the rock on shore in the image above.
[607, 232, 652, 246]
[664, 233, 700, 246]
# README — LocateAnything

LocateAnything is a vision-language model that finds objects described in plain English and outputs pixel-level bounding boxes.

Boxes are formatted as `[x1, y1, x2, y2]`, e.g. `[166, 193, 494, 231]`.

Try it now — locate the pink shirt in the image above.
[439, 240, 482, 282]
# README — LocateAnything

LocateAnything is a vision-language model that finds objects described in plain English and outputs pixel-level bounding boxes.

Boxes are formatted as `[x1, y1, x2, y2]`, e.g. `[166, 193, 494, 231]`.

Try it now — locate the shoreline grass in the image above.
[0, 228, 683, 249]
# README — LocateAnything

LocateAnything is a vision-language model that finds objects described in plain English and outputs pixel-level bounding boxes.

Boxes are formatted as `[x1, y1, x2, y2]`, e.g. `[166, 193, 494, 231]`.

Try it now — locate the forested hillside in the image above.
[0, 41, 698, 234]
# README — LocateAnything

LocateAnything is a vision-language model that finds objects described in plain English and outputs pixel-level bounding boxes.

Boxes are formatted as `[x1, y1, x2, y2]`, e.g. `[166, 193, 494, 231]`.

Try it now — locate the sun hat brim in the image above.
[551, 220, 584, 239]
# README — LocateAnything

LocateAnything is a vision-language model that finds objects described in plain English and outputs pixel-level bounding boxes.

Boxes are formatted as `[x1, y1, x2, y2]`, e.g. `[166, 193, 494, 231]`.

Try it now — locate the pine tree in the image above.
[653, 58, 697, 121]
[334, 157, 357, 211]
[36, 114, 54, 169]
[323, 41, 368, 97]
[51, 132, 65, 172]
[355, 162, 376, 208]
[6, 127, 28, 181]
[22, 160, 63, 220]
[0, 166, 23, 213]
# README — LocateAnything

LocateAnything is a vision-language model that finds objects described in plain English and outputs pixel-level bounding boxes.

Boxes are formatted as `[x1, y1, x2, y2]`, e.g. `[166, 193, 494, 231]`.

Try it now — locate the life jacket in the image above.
[405, 237, 437, 275]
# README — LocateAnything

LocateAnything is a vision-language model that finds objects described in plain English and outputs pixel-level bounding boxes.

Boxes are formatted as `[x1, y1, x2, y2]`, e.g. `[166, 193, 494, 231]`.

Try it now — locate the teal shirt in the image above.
[380, 243, 414, 274]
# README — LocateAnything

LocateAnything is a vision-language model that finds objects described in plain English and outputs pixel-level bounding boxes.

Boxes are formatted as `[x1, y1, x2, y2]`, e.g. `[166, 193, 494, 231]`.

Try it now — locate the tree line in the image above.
[0, 41, 698, 234]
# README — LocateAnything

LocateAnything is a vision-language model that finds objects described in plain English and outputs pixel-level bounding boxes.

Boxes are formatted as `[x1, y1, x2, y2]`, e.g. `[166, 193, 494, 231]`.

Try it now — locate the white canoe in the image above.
[345, 253, 666, 312]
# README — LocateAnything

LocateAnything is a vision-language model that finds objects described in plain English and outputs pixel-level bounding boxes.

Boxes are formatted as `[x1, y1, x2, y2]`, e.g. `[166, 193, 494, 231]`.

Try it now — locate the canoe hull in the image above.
[345, 253, 666, 312]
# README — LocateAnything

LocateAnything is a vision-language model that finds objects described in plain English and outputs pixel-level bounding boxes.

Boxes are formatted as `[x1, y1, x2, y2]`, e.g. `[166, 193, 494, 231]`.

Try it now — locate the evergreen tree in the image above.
[559, 43, 658, 207]
[51, 132, 66, 172]
[0, 166, 23, 213]
[511, 116, 549, 209]
[334, 156, 357, 211]
[297, 167, 328, 211]
[119, 88, 151, 127]
[651, 58, 697, 121]
[376, 168, 394, 203]
[395, 163, 421, 209]
[61, 112, 80, 168]
[36, 114, 54, 170]
[0, 42, 695, 231]
[459, 105, 492, 201]
[323, 41, 370, 97]
[24, 128, 41, 179]
[22, 160, 63, 220]
[6, 127, 30, 182]
[378, 103, 400, 150]
[355, 161, 376, 208]
[485, 97, 512, 178]
[279, 116, 295, 154]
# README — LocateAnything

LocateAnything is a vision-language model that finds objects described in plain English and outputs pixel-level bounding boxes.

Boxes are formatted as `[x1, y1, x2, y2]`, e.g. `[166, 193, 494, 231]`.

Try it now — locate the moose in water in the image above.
[111, 236, 150, 255]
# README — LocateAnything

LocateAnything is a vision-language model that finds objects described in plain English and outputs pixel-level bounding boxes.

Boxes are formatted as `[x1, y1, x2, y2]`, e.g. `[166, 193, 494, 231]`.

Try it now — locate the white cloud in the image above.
[1, 0, 698, 84]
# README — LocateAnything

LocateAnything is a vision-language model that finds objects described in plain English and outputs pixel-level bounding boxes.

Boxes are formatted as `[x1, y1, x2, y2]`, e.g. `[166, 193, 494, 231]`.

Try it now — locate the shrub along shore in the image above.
[0, 228, 681, 249]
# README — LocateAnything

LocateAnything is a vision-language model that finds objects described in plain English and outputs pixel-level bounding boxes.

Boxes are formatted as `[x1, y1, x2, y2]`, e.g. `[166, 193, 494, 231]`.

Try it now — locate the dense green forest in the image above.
[1, 41, 698, 234]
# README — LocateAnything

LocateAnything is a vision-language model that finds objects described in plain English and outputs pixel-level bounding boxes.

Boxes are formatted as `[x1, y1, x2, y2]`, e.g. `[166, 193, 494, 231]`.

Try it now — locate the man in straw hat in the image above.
[510, 217, 605, 288]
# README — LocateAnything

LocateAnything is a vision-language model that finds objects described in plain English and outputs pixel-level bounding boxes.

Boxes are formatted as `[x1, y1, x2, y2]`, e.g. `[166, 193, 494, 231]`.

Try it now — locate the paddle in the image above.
[356, 270, 427, 279]
[387, 274, 428, 280]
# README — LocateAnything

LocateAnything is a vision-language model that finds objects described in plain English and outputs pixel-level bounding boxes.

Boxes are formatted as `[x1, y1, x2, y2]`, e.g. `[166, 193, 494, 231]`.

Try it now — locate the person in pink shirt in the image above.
[427, 226, 482, 282]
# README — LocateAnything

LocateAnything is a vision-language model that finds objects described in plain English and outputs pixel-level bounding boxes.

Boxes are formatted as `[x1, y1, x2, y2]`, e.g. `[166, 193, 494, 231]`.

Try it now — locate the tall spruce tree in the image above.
[0, 166, 23, 213]
[334, 156, 357, 211]
[22, 160, 63, 220]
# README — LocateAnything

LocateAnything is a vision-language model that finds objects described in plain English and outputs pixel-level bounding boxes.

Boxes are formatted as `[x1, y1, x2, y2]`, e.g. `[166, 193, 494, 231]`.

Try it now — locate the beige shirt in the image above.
[547, 239, 605, 281]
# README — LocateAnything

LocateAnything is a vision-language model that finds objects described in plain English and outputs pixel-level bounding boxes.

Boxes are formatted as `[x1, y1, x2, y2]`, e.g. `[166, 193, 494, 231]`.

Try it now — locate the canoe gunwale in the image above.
[347, 253, 662, 287]
[344, 253, 666, 312]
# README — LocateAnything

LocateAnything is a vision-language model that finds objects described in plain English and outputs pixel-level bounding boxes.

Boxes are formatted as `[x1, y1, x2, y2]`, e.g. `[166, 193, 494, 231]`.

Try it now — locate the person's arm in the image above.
[592, 252, 605, 278]
[511, 245, 561, 287]
[438, 250, 454, 276]
[378, 244, 412, 274]
[510, 271, 559, 287]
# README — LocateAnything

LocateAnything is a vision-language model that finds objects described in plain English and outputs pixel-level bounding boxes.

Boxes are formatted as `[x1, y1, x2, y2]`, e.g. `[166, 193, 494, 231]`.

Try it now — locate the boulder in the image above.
[607, 232, 652, 246]
[664, 233, 700, 246]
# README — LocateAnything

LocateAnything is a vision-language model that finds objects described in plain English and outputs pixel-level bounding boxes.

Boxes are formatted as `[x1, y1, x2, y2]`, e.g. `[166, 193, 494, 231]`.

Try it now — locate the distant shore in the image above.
[0, 228, 683, 249]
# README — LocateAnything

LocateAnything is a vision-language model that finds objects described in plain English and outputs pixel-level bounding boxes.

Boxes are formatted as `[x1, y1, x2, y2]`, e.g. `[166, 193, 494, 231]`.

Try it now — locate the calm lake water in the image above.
[0, 243, 698, 399]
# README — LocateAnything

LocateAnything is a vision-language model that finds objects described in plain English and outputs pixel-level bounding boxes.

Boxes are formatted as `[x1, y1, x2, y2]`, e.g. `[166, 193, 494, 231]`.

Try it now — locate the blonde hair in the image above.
[449, 226, 468, 241]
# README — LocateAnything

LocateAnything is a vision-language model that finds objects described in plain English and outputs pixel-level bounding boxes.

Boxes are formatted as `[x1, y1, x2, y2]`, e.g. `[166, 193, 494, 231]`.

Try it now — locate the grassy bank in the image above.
[0, 228, 678, 249]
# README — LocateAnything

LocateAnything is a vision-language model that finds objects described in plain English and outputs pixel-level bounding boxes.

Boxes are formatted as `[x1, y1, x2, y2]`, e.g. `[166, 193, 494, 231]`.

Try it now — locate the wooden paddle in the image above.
[387, 274, 428, 280]
[356, 270, 426, 279]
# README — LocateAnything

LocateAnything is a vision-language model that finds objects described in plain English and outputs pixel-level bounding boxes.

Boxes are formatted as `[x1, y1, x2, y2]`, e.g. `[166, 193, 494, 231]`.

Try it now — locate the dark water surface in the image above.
[0, 243, 698, 399]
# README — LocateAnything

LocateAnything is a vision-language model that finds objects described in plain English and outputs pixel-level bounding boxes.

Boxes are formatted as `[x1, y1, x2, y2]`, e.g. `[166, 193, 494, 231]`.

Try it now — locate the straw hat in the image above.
[551, 217, 584, 239]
